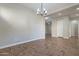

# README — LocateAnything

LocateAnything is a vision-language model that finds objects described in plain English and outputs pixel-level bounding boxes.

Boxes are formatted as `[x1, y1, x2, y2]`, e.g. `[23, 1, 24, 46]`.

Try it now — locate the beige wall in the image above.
[0, 4, 45, 48]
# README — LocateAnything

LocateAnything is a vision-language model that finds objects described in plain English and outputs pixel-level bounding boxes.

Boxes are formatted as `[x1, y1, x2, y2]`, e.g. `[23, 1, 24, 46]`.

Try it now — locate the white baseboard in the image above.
[63, 37, 69, 39]
[0, 37, 45, 49]
[52, 36, 69, 39]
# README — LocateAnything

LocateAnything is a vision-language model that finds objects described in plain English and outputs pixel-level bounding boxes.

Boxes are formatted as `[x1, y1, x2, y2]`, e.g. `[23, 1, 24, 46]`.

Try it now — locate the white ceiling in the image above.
[48, 4, 79, 18]
[1, 3, 79, 19]
[23, 3, 78, 15]
[1, 3, 78, 17]
[22, 3, 79, 23]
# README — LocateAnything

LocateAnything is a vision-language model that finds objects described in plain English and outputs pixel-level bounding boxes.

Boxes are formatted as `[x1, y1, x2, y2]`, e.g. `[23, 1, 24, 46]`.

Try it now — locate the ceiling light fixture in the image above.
[72, 20, 77, 23]
[36, 3, 47, 16]
[58, 13, 62, 16]
[76, 8, 79, 10]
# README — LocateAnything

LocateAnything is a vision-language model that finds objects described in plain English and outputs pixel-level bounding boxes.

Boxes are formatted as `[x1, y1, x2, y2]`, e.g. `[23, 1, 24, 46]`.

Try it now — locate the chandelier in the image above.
[36, 3, 47, 16]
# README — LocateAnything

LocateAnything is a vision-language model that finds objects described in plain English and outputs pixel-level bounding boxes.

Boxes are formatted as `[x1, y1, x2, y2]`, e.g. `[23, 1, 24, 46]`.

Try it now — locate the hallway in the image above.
[0, 35, 79, 56]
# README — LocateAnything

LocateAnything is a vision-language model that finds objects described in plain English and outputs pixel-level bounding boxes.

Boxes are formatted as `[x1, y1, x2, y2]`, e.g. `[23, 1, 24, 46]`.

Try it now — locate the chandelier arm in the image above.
[37, 3, 47, 16]
[41, 3, 43, 13]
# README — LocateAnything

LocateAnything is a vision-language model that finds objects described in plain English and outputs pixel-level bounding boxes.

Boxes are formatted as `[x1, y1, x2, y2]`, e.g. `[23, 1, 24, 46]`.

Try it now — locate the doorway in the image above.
[45, 21, 52, 38]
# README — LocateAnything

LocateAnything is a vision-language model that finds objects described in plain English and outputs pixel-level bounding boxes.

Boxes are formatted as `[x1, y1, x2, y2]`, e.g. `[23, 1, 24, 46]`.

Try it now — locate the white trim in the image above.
[52, 35, 69, 39]
[0, 37, 45, 49]
[63, 36, 69, 39]
[48, 4, 79, 15]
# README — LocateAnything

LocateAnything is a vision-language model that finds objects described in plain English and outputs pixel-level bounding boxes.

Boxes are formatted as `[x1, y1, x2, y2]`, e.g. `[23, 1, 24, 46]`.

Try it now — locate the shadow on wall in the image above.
[0, 9, 29, 45]
[0, 16, 13, 40]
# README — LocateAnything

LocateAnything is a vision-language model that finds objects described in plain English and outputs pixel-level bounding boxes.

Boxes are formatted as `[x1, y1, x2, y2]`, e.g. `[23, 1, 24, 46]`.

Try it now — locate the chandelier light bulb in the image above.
[37, 8, 40, 12]
[37, 8, 40, 15]
[45, 10, 47, 13]
[43, 8, 46, 11]
[37, 11, 39, 15]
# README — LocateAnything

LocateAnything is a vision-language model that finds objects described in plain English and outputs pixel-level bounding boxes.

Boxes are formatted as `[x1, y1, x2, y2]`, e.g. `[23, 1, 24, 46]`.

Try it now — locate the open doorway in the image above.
[45, 21, 52, 38]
